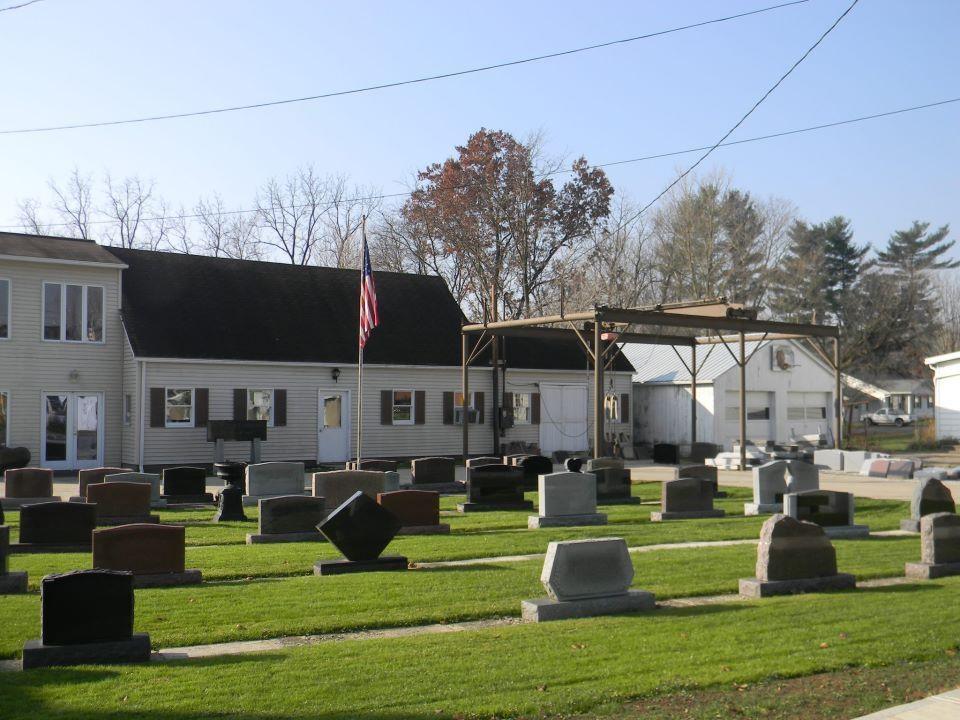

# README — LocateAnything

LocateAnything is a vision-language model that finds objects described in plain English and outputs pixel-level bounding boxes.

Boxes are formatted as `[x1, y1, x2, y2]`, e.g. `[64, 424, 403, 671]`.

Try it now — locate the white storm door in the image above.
[317, 390, 350, 463]
[42, 392, 104, 470]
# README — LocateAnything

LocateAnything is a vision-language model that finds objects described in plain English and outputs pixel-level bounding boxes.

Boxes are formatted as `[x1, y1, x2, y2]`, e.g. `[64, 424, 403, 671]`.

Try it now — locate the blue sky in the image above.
[1, 0, 958, 257]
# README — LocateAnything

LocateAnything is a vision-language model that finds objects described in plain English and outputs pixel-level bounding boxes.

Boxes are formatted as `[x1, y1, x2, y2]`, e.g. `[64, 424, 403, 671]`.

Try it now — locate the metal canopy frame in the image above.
[460, 302, 840, 468]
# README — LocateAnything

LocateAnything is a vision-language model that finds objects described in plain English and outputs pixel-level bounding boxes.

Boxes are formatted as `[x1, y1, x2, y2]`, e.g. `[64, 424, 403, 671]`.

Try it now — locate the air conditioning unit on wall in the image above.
[771, 344, 796, 372]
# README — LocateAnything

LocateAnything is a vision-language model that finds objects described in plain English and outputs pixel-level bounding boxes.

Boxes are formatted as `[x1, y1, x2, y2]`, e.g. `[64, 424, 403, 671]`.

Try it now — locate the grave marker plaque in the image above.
[314, 491, 407, 575]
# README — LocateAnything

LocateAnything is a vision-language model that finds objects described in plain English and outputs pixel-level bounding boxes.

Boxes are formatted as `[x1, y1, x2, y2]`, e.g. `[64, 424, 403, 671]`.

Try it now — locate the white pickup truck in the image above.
[861, 407, 913, 427]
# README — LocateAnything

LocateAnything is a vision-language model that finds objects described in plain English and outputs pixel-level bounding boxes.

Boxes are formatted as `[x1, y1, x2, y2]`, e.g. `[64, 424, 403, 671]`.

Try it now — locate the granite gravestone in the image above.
[244, 462, 306, 505]
[22, 569, 150, 669]
[517, 455, 554, 491]
[785, 460, 820, 493]
[905, 512, 960, 579]
[465, 456, 501, 480]
[679, 464, 722, 497]
[213, 484, 248, 522]
[103, 471, 165, 508]
[314, 491, 407, 575]
[2, 467, 57, 507]
[311, 470, 398, 510]
[17, 501, 96, 550]
[247, 495, 327, 543]
[651, 477, 725, 521]
[0, 525, 28, 593]
[92, 524, 200, 587]
[349, 459, 398, 473]
[76, 467, 126, 502]
[901, 478, 956, 532]
[887, 459, 916, 479]
[652, 443, 680, 465]
[377, 490, 449, 534]
[739, 514, 856, 597]
[813, 449, 844, 471]
[161, 466, 213, 503]
[458, 464, 533, 512]
[521, 538, 655, 622]
[410, 457, 456, 486]
[528, 472, 607, 529]
[865, 459, 891, 478]
[585, 458, 636, 505]
[745, 460, 788, 515]
[87, 482, 158, 525]
[783, 490, 869, 538]
[689, 442, 720, 464]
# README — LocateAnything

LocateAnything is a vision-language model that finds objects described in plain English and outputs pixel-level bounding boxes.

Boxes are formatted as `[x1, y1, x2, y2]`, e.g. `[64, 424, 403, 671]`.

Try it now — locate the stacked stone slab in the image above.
[74, 467, 126, 502]
[783, 490, 869, 538]
[247, 495, 327, 543]
[813, 449, 845, 471]
[900, 479, 956, 532]
[311, 470, 399, 509]
[739, 514, 856, 597]
[457, 464, 533, 512]
[584, 458, 637, 505]
[161, 466, 213, 503]
[103, 471, 166, 508]
[87, 482, 159, 525]
[243, 461, 306, 506]
[16, 501, 97, 552]
[2, 467, 59, 508]
[521, 538, 655, 622]
[528, 472, 607, 529]
[905, 512, 960, 579]
[857, 453, 890, 475]
[651, 478, 725, 521]
[409, 457, 457, 487]
[0, 525, 28, 593]
[92, 524, 201, 588]
[315, 491, 407, 575]
[22, 569, 150, 669]
[378, 490, 449, 534]
[652, 443, 679, 465]
[914, 467, 950, 481]
[887, 459, 917, 479]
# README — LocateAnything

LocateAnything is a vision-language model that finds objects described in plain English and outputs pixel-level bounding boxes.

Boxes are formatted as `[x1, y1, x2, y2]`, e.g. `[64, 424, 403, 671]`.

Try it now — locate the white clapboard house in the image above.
[623, 339, 837, 451]
[0, 232, 633, 471]
[925, 350, 960, 441]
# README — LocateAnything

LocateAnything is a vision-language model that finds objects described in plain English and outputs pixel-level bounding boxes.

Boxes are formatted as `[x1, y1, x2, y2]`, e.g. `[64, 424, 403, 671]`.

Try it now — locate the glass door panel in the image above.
[76, 394, 100, 461]
[45, 394, 69, 462]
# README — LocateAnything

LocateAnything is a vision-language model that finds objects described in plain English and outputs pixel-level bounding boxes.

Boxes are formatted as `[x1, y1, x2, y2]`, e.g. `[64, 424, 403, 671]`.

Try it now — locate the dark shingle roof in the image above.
[109, 247, 632, 371]
[0, 232, 126, 265]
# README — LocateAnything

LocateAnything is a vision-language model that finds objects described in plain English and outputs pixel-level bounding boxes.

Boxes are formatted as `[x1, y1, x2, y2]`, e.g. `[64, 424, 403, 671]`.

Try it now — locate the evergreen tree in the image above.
[768, 220, 830, 322]
[719, 189, 766, 305]
[821, 216, 869, 325]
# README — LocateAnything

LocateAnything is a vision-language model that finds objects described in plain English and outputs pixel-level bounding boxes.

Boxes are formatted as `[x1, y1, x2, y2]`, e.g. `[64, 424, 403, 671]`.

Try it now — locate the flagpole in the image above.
[356, 214, 366, 468]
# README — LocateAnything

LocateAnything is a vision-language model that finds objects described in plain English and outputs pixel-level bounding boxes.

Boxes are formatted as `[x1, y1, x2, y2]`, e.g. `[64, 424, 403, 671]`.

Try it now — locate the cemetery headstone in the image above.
[886, 459, 916, 479]
[458, 464, 533, 512]
[786, 460, 820, 493]
[783, 490, 869, 538]
[503, 453, 532, 467]
[349, 459, 398, 473]
[516, 455, 553, 490]
[813, 449, 844, 471]
[914, 467, 949, 482]
[161, 466, 213, 503]
[528, 472, 607, 528]
[312, 470, 398, 509]
[652, 443, 680, 465]
[377, 489, 449, 534]
[2, 467, 58, 507]
[465, 456, 501, 481]
[679, 464, 722, 497]
[866, 459, 891, 478]
[689, 442, 720, 464]
[22, 569, 150, 669]
[900, 479, 956, 532]
[93, 524, 200, 587]
[87, 482, 159, 525]
[410, 457, 456, 486]
[247, 495, 327, 543]
[75, 467, 126, 502]
[651, 477, 725, 521]
[521, 538, 655, 622]
[314, 491, 407, 575]
[17, 501, 96, 551]
[103, 471, 165, 508]
[0, 525, 28, 593]
[745, 460, 788, 515]
[905, 512, 960, 579]
[244, 461, 306, 505]
[585, 459, 636, 505]
[212, 484, 248, 522]
[738, 514, 856, 597]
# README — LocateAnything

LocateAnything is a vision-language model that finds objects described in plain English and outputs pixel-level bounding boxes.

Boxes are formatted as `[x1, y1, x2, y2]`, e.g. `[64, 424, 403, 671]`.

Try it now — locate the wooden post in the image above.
[739, 332, 747, 471]
[834, 336, 842, 449]
[462, 332, 469, 462]
[593, 320, 604, 459]
[690, 343, 698, 445]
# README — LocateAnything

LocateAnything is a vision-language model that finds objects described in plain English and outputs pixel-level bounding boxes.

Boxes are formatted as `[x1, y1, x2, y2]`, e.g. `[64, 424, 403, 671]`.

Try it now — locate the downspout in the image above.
[138, 359, 146, 472]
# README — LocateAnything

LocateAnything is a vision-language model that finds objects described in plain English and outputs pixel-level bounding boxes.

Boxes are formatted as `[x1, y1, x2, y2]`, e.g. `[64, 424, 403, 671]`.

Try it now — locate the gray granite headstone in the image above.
[259, 495, 326, 535]
[786, 460, 819, 493]
[662, 477, 714, 513]
[752, 461, 787, 505]
[103, 472, 163, 506]
[756, 514, 838, 581]
[245, 462, 305, 498]
[813, 449, 844, 471]
[906, 513, 960, 579]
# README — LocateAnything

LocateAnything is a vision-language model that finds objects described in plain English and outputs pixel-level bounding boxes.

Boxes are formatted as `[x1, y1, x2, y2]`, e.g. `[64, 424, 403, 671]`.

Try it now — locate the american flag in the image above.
[358, 230, 379, 348]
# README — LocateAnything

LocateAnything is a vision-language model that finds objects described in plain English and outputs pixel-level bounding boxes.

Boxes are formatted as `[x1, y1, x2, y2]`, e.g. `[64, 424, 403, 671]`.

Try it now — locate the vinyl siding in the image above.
[121, 333, 139, 465]
[633, 384, 715, 445]
[932, 359, 960, 440]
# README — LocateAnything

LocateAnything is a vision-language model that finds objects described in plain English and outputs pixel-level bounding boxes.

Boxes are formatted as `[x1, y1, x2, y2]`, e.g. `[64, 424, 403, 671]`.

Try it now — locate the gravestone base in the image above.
[97, 514, 160, 527]
[521, 590, 655, 623]
[899, 519, 921, 533]
[904, 561, 960, 580]
[0, 571, 28, 594]
[0, 496, 62, 509]
[132, 570, 202, 589]
[313, 556, 409, 576]
[595, 496, 641, 506]
[457, 500, 534, 513]
[822, 524, 870, 539]
[744, 502, 782, 516]
[650, 509, 725, 522]
[242, 492, 306, 507]
[22, 633, 151, 670]
[11, 542, 90, 554]
[246, 531, 326, 544]
[162, 494, 214, 505]
[395, 524, 450, 535]
[527, 513, 608, 529]
[738, 573, 856, 598]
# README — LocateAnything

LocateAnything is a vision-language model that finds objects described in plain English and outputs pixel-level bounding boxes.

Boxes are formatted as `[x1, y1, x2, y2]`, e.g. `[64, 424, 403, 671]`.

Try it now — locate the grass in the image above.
[1, 578, 959, 719]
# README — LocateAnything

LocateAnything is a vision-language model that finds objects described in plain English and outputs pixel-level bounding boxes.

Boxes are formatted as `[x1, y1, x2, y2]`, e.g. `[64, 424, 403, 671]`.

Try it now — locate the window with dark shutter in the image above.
[195, 388, 209, 427]
[415, 391, 426, 424]
[442, 392, 454, 425]
[274, 389, 287, 426]
[620, 393, 630, 424]
[531, 392, 541, 424]
[233, 389, 246, 422]
[475, 391, 485, 424]
[380, 390, 393, 425]
[149, 387, 165, 428]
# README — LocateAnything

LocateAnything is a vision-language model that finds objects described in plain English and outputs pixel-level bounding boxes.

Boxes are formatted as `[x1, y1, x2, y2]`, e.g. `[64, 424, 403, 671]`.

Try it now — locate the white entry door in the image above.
[317, 390, 350, 463]
[539, 384, 588, 456]
[41, 392, 104, 470]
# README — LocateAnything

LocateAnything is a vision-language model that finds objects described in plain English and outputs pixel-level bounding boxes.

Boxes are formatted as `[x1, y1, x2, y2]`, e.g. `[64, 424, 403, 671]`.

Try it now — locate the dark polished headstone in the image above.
[461, 465, 533, 511]
[593, 467, 634, 504]
[517, 455, 553, 490]
[93, 524, 186, 575]
[792, 491, 851, 527]
[162, 466, 212, 502]
[653, 443, 680, 465]
[679, 464, 722, 497]
[19, 501, 96, 546]
[377, 490, 440, 527]
[0, 524, 27, 593]
[690, 442, 720, 464]
[318, 490, 402, 562]
[213, 484, 248, 522]
[350, 459, 398, 473]
[259, 495, 326, 535]
[41, 569, 135, 645]
[410, 457, 455, 485]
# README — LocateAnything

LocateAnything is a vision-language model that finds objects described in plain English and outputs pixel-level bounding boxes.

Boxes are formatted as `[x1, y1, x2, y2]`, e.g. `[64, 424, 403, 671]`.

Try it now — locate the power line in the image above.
[626, 0, 861, 226]
[4, 93, 957, 232]
[0, 0, 44, 13]
[0, 0, 809, 136]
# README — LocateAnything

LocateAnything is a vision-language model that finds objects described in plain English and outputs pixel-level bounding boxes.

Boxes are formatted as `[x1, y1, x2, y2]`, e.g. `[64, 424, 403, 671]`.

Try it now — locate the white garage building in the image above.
[624, 339, 837, 451]
[925, 350, 960, 440]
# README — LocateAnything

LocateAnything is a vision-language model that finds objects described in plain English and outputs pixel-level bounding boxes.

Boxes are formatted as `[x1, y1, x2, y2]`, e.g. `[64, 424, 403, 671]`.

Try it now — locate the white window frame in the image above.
[453, 391, 477, 425]
[391, 389, 415, 426]
[512, 392, 532, 425]
[0, 277, 10, 340]
[247, 388, 274, 427]
[41, 282, 106, 344]
[0, 390, 9, 446]
[164, 387, 195, 428]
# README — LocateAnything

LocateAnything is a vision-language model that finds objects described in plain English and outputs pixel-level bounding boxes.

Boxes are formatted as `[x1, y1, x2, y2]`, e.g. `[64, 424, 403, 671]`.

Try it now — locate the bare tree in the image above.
[45, 167, 94, 239]
[224, 214, 264, 260]
[256, 167, 335, 265]
[101, 174, 156, 248]
[934, 271, 960, 354]
[16, 197, 49, 235]
[316, 176, 382, 269]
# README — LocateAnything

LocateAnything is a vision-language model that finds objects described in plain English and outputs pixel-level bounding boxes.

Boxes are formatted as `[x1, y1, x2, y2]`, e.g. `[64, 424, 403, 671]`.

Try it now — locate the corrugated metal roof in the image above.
[623, 340, 768, 384]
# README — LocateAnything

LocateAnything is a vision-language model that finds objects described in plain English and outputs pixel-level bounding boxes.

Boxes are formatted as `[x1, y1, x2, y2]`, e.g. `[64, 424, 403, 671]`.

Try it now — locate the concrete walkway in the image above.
[854, 689, 960, 719]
